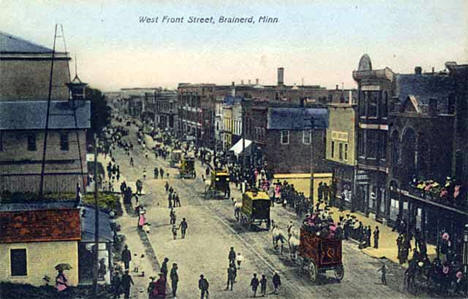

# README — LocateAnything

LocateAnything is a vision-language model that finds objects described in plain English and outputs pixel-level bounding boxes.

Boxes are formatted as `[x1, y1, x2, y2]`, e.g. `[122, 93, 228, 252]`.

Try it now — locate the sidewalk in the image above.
[319, 204, 437, 267]
[98, 153, 156, 298]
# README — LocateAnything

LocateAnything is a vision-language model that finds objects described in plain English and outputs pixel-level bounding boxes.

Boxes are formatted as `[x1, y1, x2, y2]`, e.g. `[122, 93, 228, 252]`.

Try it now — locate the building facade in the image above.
[353, 54, 394, 220]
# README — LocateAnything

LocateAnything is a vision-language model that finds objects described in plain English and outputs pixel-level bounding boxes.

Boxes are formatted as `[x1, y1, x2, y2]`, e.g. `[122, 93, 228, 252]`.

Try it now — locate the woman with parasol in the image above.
[55, 263, 72, 292]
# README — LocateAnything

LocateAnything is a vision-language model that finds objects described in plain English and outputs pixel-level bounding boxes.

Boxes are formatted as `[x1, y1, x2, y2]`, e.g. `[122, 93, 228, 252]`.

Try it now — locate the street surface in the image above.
[113, 119, 411, 299]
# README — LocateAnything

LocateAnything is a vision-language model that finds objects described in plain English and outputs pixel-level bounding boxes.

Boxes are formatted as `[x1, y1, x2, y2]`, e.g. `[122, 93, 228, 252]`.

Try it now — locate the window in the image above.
[358, 130, 365, 157]
[60, 133, 69, 151]
[280, 130, 289, 144]
[302, 130, 311, 144]
[331, 141, 335, 158]
[339, 143, 343, 160]
[368, 92, 377, 117]
[382, 91, 388, 118]
[27, 134, 36, 151]
[10, 249, 27, 276]
[344, 143, 348, 161]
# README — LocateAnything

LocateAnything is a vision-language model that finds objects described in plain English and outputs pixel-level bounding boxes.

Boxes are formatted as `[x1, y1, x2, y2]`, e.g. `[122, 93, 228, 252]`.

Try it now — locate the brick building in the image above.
[264, 107, 329, 174]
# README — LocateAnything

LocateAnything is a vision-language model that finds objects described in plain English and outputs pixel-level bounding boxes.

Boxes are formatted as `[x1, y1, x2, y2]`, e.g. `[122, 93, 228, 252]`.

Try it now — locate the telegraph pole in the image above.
[93, 134, 100, 296]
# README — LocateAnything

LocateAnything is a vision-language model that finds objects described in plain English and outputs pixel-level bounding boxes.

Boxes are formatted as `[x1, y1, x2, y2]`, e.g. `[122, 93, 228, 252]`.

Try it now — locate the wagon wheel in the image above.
[334, 264, 344, 281]
[308, 261, 318, 282]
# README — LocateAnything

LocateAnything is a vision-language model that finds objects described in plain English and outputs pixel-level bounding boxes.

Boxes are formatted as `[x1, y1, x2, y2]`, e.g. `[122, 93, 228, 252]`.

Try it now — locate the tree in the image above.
[86, 87, 111, 138]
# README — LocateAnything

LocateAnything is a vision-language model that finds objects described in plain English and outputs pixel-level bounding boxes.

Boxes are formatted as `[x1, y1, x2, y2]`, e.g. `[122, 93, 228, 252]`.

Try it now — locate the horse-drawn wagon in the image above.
[204, 169, 230, 199]
[178, 155, 196, 179]
[297, 225, 344, 282]
[236, 190, 271, 230]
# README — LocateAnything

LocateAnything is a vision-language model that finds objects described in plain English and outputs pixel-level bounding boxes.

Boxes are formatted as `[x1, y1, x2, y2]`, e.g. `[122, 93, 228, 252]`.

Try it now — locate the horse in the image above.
[234, 201, 242, 221]
[271, 225, 286, 254]
[288, 228, 300, 261]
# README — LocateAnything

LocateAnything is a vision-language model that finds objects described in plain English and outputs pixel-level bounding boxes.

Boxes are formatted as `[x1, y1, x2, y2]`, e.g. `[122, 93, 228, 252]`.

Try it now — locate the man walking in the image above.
[121, 270, 134, 299]
[373, 226, 380, 249]
[170, 209, 176, 225]
[198, 274, 209, 299]
[179, 218, 188, 239]
[172, 224, 178, 240]
[250, 273, 259, 297]
[161, 257, 169, 280]
[260, 274, 267, 296]
[272, 272, 281, 295]
[121, 245, 132, 270]
[226, 266, 235, 291]
[228, 247, 236, 266]
[111, 271, 121, 299]
[170, 263, 179, 298]
[165, 181, 169, 192]
[378, 264, 387, 285]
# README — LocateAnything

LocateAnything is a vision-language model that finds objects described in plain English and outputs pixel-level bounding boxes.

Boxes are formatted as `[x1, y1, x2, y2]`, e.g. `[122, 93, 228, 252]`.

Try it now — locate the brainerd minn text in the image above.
[138, 16, 279, 24]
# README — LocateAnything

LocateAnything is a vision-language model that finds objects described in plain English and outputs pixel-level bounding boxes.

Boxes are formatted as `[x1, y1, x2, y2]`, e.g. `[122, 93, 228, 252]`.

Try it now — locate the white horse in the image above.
[271, 225, 287, 254]
[288, 228, 300, 260]
[234, 201, 242, 220]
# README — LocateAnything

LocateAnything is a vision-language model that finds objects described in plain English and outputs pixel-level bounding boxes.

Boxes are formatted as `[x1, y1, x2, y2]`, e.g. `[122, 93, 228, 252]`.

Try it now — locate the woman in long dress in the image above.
[55, 270, 68, 292]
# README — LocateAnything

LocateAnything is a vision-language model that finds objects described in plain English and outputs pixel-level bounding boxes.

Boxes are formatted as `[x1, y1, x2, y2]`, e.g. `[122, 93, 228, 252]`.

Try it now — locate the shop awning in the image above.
[229, 138, 252, 156]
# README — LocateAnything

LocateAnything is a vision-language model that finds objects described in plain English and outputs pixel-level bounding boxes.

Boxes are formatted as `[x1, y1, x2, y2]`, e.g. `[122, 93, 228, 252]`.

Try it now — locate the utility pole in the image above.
[39, 25, 58, 198]
[241, 98, 247, 179]
[93, 134, 100, 296]
[309, 114, 315, 213]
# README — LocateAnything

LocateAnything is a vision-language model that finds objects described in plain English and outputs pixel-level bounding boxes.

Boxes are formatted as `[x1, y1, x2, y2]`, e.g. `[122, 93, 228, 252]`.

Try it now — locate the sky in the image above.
[2, 0, 467, 91]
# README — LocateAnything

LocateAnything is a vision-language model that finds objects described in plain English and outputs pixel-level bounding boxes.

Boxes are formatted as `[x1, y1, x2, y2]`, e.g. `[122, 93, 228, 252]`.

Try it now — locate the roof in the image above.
[80, 207, 113, 243]
[244, 191, 270, 200]
[0, 209, 81, 243]
[273, 173, 333, 179]
[395, 73, 454, 105]
[0, 201, 76, 211]
[267, 108, 328, 130]
[0, 100, 91, 130]
[0, 31, 52, 53]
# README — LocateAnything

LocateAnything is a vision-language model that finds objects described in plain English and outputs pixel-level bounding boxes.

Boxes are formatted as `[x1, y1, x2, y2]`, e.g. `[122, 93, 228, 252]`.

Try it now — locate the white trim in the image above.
[280, 130, 289, 145]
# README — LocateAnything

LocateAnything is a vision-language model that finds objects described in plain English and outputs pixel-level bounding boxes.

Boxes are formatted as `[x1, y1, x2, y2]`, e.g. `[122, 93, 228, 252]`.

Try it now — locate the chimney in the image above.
[277, 67, 284, 86]
[415, 66, 422, 75]
[336, 84, 339, 90]
[429, 98, 437, 115]
[248, 79, 251, 85]
[241, 80, 244, 85]
[256, 78, 259, 85]
[349, 90, 353, 105]
[231, 82, 236, 97]
[432, 67, 435, 74]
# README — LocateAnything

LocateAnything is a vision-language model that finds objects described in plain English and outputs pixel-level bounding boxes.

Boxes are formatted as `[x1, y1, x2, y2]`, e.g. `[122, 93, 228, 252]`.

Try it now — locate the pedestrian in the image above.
[374, 226, 380, 249]
[179, 218, 188, 238]
[154, 167, 159, 179]
[160, 167, 164, 178]
[143, 168, 147, 180]
[236, 252, 244, 269]
[198, 274, 209, 299]
[378, 264, 387, 285]
[165, 181, 169, 192]
[122, 245, 132, 270]
[130, 157, 134, 167]
[260, 274, 267, 296]
[161, 258, 169, 279]
[55, 269, 68, 293]
[172, 224, 178, 240]
[228, 247, 236, 265]
[121, 270, 134, 299]
[111, 271, 121, 298]
[250, 273, 260, 297]
[174, 193, 181, 207]
[147, 276, 157, 298]
[170, 263, 179, 298]
[226, 266, 235, 291]
[366, 225, 372, 247]
[272, 271, 281, 295]
[170, 208, 176, 225]
[168, 193, 173, 209]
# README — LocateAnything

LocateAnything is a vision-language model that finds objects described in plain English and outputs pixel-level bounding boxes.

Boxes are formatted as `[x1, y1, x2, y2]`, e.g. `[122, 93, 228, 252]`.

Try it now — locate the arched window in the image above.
[359, 90, 366, 116]
[402, 128, 417, 177]
[390, 130, 399, 166]
[417, 135, 429, 177]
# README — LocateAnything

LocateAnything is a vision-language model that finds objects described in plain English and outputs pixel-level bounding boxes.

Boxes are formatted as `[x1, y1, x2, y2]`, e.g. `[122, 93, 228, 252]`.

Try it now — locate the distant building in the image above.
[0, 32, 90, 193]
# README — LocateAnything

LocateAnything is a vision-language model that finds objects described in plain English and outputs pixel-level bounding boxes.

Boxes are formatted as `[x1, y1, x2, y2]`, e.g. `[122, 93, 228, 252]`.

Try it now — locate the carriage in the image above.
[178, 156, 196, 179]
[237, 190, 271, 230]
[169, 150, 182, 168]
[297, 226, 344, 282]
[204, 169, 230, 199]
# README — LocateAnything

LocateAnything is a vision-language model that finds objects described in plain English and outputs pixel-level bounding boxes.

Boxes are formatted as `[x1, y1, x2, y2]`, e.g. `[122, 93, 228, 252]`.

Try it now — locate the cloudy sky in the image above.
[2, 0, 467, 91]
